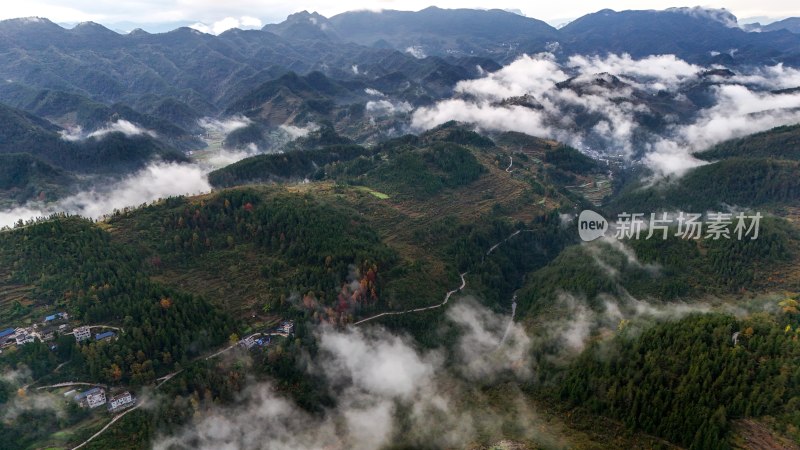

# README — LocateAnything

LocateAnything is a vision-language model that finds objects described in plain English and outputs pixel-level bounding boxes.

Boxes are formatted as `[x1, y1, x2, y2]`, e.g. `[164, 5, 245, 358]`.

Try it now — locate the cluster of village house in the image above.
[238, 320, 294, 349]
[70, 387, 136, 413]
[0, 312, 117, 351]
[3, 315, 295, 413]
[0, 312, 134, 413]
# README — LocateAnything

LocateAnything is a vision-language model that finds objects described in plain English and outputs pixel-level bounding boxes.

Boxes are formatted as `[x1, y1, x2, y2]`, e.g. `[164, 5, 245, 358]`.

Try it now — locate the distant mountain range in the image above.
[760, 17, 800, 33]
[1, 6, 800, 205]
[269, 6, 800, 65]
[1, 6, 800, 115]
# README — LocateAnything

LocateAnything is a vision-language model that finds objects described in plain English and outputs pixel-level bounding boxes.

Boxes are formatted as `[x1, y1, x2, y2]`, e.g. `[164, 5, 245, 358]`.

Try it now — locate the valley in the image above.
[1, 4, 800, 450]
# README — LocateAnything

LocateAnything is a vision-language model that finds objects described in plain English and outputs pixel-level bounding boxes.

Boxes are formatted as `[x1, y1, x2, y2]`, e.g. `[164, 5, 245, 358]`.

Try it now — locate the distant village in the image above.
[238, 320, 294, 349]
[0, 311, 117, 352]
[2, 311, 295, 418]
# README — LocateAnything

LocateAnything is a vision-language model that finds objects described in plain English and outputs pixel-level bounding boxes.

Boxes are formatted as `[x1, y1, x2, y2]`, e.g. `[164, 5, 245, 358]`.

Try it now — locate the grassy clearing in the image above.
[355, 186, 390, 199]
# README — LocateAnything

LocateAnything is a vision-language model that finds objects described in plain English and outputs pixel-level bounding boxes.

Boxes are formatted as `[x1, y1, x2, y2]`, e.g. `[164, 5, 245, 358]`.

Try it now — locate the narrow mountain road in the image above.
[71, 403, 141, 450]
[199, 331, 290, 361]
[354, 272, 467, 325]
[505, 155, 514, 173]
[71, 327, 287, 447]
[356, 227, 531, 326]
[499, 293, 518, 346]
[155, 370, 183, 388]
[64, 324, 124, 335]
[67, 227, 532, 447]
[35, 381, 108, 391]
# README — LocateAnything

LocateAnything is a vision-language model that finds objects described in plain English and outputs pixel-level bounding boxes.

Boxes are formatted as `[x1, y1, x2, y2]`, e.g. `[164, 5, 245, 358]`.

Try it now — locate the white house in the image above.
[278, 320, 294, 335]
[73, 326, 91, 342]
[75, 388, 107, 409]
[14, 332, 35, 345]
[239, 335, 257, 349]
[107, 391, 135, 413]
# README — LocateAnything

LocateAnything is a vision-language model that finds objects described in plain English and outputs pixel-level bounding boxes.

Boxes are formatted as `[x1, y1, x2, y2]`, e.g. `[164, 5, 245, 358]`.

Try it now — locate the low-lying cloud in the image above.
[0, 116, 323, 228]
[279, 122, 319, 140]
[88, 119, 157, 139]
[0, 162, 210, 228]
[410, 53, 800, 177]
[198, 115, 251, 135]
[189, 16, 262, 35]
[59, 120, 157, 141]
[153, 300, 552, 449]
[366, 99, 412, 117]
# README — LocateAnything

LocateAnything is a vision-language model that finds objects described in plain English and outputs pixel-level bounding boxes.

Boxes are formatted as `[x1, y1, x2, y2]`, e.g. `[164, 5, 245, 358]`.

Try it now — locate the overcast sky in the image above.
[1, 1, 798, 32]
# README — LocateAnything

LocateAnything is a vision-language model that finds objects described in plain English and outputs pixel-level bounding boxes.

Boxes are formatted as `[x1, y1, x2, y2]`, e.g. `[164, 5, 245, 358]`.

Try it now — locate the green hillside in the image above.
[0, 153, 73, 203]
[612, 158, 800, 212]
[562, 311, 800, 448]
[696, 124, 800, 161]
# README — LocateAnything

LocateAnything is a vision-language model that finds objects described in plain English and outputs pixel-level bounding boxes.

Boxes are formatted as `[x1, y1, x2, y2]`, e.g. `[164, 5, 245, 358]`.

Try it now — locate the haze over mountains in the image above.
[0, 5, 799, 225]
[2, 4, 800, 450]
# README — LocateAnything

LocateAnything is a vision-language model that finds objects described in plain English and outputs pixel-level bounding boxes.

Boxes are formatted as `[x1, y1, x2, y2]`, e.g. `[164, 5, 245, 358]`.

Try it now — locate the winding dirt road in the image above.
[356, 227, 531, 326]
[35, 381, 108, 391]
[71, 403, 141, 450]
[68, 227, 533, 448]
[499, 293, 518, 345]
[354, 272, 467, 325]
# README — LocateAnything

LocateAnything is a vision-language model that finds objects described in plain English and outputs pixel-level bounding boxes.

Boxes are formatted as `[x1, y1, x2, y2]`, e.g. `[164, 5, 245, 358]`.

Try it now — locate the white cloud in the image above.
[87, 120, 157, 139]
[567, 53, 701, 91]
[0, 162, 211, 228]
[2, 2, 800, 34]
[58, 120, 158, 142]
[405, 46, 426, 59]
[726, 63, 800, 89]
[446, 297, 532, 380]
[205, 143, 261, 167]
[198, 115, 252, 135]
[58, 125, 84, 142]
[0, 117, 329, 229]
[153, 300, 556, 449]
[189, 15, 262, 35]
[365, 99, 412, 116]
[364, 88, 385, 97]
[279, 122, 319, 139]
[411, 53, 800, 178]
[667, 6, 740, 28]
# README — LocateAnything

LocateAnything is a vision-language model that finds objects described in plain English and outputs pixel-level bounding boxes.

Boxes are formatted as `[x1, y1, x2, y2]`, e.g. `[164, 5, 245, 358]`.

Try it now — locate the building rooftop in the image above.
[0, 328, 15, 339]
[95, 331, 116, 340]
[75, 387, 104, 399]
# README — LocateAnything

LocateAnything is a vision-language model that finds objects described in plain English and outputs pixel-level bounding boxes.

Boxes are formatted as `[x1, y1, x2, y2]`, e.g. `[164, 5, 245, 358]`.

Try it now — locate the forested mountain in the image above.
[0, 153, 74, 204]
[695, 124, 800, 160]
[0, 85, 203, 149]
[265, 6, 800, 66]
[611, 158, 800, 212]
[0, 17, 496, 111]
[562, 312, 800, 447]
[559, 8, 800, 65]
[0, 102, 187, 173]
[761, 17, 800, 33]
[324, 7, 559, 60]
[0, 5, 799, 119]
[2, 5, 800, 450]
[611, 123, 800, 213]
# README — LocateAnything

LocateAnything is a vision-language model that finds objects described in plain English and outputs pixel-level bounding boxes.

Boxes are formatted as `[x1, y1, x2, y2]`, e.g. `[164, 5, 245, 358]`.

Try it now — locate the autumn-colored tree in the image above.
[108, 363, 123, 381]
[779, 298, 799, 314]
